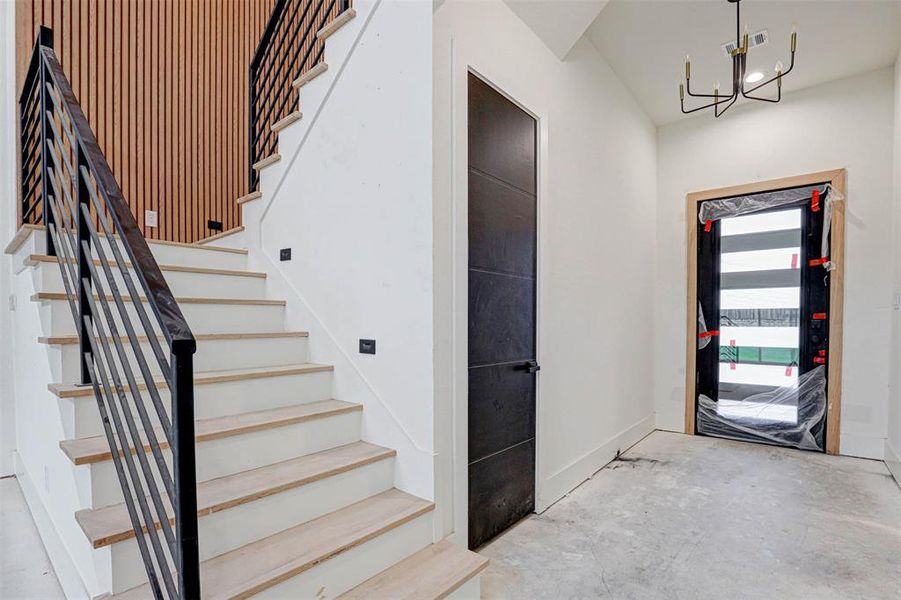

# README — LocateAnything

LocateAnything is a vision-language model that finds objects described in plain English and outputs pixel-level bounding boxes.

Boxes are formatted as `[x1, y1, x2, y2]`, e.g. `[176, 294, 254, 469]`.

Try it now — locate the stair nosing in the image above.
[292, 62, 329, 90]
[60, 397, 357, 465]
[77, 441, 396, 548]
[39, 331, 309, 345]
[8, 223, 247, 255]
[337, 540, 490, 600]
[317, 7, 356, 40]
[252, 154, 281, 171]
[236, 191, 262, 205]
[50, 363, 334, 399]
[32, 292, 285, 306]
[271, 111, 303, 133]
[28, 254, 267, 278]
[112, 489, 435, 600]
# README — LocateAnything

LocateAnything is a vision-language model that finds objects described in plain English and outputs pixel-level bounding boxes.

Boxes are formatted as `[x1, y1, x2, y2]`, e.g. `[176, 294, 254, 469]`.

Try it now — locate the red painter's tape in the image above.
[791, 253, 799, 269]
[818, 349, 827, 357]
[811, 189, 821, 212]
[809, 257, 829, 267]
[813, 312, 827, 320]
[704, 220, 712, 233]
[814, 357, 826, 365]
[699, 330, 719, 339]
[785, 365, 793, 377]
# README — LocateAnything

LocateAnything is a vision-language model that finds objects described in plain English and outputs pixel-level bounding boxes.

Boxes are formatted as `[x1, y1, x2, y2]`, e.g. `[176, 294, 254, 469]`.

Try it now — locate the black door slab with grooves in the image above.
[467, 73, 537, 550]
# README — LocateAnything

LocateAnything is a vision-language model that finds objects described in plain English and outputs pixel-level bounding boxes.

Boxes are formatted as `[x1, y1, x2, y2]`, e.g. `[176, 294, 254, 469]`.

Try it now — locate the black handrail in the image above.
[18, 28, 200, 599]
[248, 0, 350, 191]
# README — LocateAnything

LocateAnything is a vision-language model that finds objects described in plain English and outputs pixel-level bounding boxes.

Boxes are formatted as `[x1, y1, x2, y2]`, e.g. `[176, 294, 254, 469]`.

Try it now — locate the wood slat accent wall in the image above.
[16, 0, 277, 243]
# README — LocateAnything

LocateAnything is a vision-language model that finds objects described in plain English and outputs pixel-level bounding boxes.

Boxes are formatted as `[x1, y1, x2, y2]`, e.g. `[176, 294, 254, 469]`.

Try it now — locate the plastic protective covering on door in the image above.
[697, 365, 827, 451]
[698, 184, 844, 271]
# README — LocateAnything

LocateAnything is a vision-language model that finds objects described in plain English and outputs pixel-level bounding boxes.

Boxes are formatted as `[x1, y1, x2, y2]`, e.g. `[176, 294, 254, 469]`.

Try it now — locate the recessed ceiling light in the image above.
[745, 71, 765, 84]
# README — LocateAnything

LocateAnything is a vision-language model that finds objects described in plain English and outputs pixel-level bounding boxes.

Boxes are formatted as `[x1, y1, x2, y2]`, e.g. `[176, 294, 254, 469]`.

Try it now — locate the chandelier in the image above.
[680, 0, 797, 118]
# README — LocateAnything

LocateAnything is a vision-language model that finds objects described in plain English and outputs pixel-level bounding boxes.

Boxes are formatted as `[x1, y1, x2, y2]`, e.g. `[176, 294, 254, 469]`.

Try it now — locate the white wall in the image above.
[656, 68, 896, 460]
[434, 0, 657, 543]
[887, 52, 901, 485]
[244, 0, 436, 501]
[0, 0, 18, 478]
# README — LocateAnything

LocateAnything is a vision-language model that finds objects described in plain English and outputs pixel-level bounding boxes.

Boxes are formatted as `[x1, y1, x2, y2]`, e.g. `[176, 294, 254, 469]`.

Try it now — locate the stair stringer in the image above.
[238, 0, 440, 526]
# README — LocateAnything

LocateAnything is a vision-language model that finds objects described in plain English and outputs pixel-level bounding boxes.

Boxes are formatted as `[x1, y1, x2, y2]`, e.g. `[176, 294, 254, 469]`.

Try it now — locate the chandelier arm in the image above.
[714, 93, 738, 118]
[744, 52, 795, 95]
[686, 55, 740, 98]
[742, 87, 782, 103]
[681, 93, 737, 114]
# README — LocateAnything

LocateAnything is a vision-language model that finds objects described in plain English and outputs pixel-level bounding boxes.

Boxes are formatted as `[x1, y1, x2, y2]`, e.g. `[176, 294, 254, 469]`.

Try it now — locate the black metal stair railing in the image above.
[18, 28, 200, 599]
[248, 0, 350, 191]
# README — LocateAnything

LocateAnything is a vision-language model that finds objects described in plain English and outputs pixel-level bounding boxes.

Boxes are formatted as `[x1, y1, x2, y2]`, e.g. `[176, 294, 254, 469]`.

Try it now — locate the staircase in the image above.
[15, 229, 486, 598]
[13, 3, 487, 598]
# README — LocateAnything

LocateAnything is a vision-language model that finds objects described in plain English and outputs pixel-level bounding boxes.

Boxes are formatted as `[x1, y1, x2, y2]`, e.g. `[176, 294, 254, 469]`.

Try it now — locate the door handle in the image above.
[524, 360, 540, 374]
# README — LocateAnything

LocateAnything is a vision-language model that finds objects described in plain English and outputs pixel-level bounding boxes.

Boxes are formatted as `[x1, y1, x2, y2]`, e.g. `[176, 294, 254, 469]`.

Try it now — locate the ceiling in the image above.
[586, 0, 901, 125]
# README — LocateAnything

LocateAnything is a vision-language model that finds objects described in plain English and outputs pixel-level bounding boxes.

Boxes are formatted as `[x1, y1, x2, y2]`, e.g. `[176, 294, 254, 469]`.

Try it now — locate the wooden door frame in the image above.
[684, 168, 847, 455]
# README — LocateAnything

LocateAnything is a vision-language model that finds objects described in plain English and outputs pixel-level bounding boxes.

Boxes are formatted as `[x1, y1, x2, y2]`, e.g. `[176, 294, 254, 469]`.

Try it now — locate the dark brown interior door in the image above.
[467, 73, 537, 549]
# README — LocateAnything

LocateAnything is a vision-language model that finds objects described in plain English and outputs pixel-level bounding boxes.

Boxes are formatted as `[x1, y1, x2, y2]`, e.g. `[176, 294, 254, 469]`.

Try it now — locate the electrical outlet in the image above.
[207, 219, 223, 232]
[145, 210, 158, 228]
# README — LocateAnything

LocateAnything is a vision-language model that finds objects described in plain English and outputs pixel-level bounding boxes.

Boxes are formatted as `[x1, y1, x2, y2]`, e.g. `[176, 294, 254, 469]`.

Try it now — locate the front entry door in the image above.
[467, 73, 537, 549]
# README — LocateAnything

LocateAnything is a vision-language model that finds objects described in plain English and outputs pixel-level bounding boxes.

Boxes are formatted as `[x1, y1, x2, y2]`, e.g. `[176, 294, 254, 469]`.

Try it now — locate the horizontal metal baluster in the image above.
[82, 329, 175, 600]
[81, 276, 178, 555]
[82, 168, 173, 383]
[81, 353, 166, 600]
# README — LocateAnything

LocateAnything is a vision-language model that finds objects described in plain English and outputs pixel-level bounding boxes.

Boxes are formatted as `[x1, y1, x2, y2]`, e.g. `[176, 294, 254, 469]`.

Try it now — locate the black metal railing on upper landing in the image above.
[248, 0, 350, 191]
[19, 28, 199, 599]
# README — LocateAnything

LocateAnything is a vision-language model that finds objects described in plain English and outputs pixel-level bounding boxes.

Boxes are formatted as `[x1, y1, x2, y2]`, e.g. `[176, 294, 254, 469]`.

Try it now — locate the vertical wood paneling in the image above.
[16, 0, 276, 243]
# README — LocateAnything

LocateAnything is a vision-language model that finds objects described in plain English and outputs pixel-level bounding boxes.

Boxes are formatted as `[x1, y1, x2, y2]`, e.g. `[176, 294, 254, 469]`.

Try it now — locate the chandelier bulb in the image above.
[775, 60, 784, 73]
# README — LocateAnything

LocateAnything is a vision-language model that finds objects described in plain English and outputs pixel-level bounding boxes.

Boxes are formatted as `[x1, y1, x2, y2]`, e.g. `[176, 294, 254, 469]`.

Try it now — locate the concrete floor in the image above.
[480, 431, 901, 600]
[0, 476, 65, 600]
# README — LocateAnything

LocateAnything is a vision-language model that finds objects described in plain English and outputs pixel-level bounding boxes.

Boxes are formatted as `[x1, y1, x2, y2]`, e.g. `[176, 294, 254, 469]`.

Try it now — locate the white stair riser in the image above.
[38, 297, 286, 337]
[55, 335, 309, 383]
[87, 409, 362, 508]
[69, 369, 334, 439]
[32, 233, 249, 271]
[109, 457, 394, 593]
[257, 512, 433, 600]
[35, 261, 267, 300]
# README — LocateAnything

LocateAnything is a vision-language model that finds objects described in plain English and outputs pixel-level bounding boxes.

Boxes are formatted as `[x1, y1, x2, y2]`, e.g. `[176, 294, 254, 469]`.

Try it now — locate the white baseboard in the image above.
[14, 453, 91, 600]
[537, 413, 655, 513]
[839, 432, 885, 461]
[885, 439, 901, 489]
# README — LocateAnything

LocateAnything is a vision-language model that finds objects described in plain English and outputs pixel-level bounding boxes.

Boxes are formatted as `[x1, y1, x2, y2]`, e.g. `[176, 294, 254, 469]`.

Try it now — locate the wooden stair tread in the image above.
[113, 489, 435, 599]
[32, 292, 285, 306]
[236, 191, 262, 205]
[7, 223, 247, 255]
[77, 441, 395, 548]
[292, 62, 328, 89]
[317, 7, 356, 40]
[51, 362, 334, 399]
[39, 331, 308, 345]
[60, 398, 358, 465]
[195, 226, 245, 245]
[252, 154, 281, 171]
[29, 254, 266, 278]
[271, 111, 302, 132]
[338, 540, 489, 600]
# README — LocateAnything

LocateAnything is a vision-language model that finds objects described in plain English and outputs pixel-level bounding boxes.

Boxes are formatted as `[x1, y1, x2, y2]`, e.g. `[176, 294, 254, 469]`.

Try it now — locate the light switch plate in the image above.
[145, 210, 158, 228]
